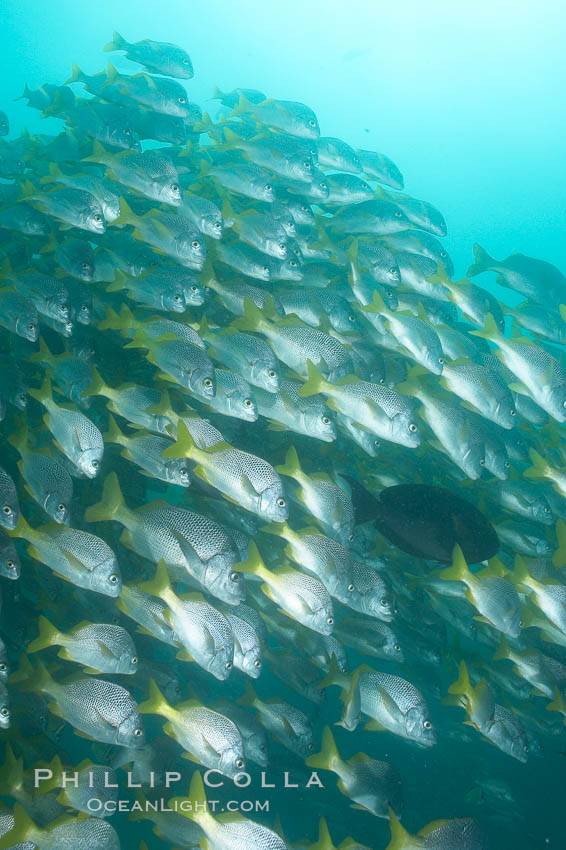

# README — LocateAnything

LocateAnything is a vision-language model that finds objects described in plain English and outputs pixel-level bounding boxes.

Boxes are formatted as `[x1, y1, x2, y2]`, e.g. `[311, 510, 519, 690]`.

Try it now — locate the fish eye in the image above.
[268, 369, 277, 378]
[109, 574, 119, 584]
[389, 267, 398, 275]
[276, 497, 286, 508]
[134, 728, 143, 737]
[307, 742, 314, 751]
[510, 408, 516, 416]
[408, 423, 417, 433]
[94, 214, 102, 222]
[0, 707, 9, 717]
[320, 182, 327, 190]
[519, 619, 524, 628]
[58, 503, 65, 512]
[183, 58, 190, 65]
[423, 720, 432, 729]
[235, 758, 244, 769]
[374, 440, 380, 447]
[348, 534, 354, 542]
[504, 461, 510, 469]
[244, 398, 253, 407]
[544, 506, 551, 513]
[321, 415, 330, 425]
[82, 262, 90, 270]
[190, 284, 200, 292]
[380, 597, 388, 606]
[394, 643, 401, 651]
[279, 243, 286, 250]
[479, 458, 485, 465]
[394, 210, 403, 217]
[347, 583, 355, 592]
[230, 571, 240, 582]
[92, 459, 99, 468]
[308, 119, 316, 127]
[191, 240, 201, 249]
[7, 560, 15, 569]
[81, 304, 88, 312]
[0, 663, 6, 672]
[523, 745, 529, 753]
[28, 323, 36, 331]
[124, 128, 131, 135]
[290, 260, 297, 267]
[174, 294, 182, 302]
[260, 743, 267, 752]
[180, 466, 189, 476]
[225, 661, 233, 670]
[172, 184, 179, 192]
[177, 96, 186, 104]
[254, 659, 261, 667]
[2, 506, 12, 515]
[203, 378, 213, 387]
[438, 357, 444, 365]
[303, 160, 312, 170]
[440, 250, 447, 258]
[265, 184, 272, 192]
[326, 616, 334, 625]
[563, 400, 566, 409]
[214, 221, 222, 229]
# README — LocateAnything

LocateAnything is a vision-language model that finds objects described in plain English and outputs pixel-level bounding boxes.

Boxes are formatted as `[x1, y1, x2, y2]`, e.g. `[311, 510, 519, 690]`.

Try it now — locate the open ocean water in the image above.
[0, 2, 565, 849]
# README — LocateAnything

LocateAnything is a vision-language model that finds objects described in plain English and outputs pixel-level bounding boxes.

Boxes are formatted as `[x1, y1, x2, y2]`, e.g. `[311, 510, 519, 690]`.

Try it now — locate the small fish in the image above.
[27, 616, 138, 675]
[0, 467, 19, 530]
[239, 681, 314, 757]
[104, 31, 194, 78]
[385, 810, 486, 850]
[138, 680, 245, 777]
[468, 242, 566, 304]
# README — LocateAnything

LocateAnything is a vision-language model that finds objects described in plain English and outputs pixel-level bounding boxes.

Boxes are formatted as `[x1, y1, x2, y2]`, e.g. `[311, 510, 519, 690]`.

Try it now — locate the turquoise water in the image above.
[0, 2, 565, 849]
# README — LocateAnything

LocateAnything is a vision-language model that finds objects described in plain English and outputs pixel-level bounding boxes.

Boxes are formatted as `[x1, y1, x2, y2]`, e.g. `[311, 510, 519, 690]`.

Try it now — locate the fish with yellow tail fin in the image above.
[169, 769, 290, 850]
[307, 726, 403, 818]
[138, 560, 235, 680]
[27, 615, 138, 675]
[509, 554, 566, 634]
[138, 680, 244, 778]
[446, 661, 529, 762]
[299, 359, 420, 448]
[385, 808, 486, 850]
[439, 544, 522, 637]
[237, 541, 334, 635]
[163, 420, 288, 522]
[0, 803, 121, 850]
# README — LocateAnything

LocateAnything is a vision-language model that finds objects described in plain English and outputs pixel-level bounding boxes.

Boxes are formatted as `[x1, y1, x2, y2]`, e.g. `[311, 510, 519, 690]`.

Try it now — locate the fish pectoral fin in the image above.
[364, 719, 385, 731]
[95, 640, 117, 660]
[377, 687, 402, 722]
[239, 472, 259, 500]
[180, 751, 202, 763]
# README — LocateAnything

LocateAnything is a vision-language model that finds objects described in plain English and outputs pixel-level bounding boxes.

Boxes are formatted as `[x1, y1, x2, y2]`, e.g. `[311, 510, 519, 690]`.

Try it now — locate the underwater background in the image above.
[0, 2, 565, 850]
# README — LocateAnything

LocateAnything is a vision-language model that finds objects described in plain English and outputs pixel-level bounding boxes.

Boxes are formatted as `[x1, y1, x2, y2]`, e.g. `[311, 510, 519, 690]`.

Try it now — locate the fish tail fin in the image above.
[546, 686, 566, 715]
[104, 30, 128, 52]
[306, 726, 340, 771]
[98, 305, 126, 332]
[438, 544, 470, 583]
[492, 637, 510, 662]
[235, 541, 268, 580]
[103, 413, 126, 446]
[0, 744, 24, 794]
[298, 359, 328, 397]
[16, 656, 53, 695]
[386, 809, 412, 850]
[15, 82, 32, 101]
[28, 374, 52, 406]
[39, 162, 63, 186]
[8, 416, 28, 453]
[318, 654, 345, 691]
[508, 554, 532, 590]
[139, 560, 171, 600]
[105, 268, 128, 293]
[65, 62, 86, 85]
[559, 305, 566, 324]
[161, 419, 196, 460]
[524, 449, 550, 480]
[362, 288, 387, 316]
[448, 660, 472, 698]
[553, 519, 566, 568]
[29, 336, 53, 363]
[185, 771, 210, 824]
[0, 805, 36, 847]
[231, 93, 255, 118]
[238, 680, 259, 708]
[27, 616, 61, 653]
[275, 445, 302, 480]
[84, 471, 124, 523]
[113, 197, 138, 228]
[83, 366, 108, 399]
[235, 296, 268, 333]
[137, 679, 170, 717]
[467, 243, 495, 277]
[212, 85, 225, 100]
[469, 312, 500, 341]
[82, 139, 108, 164]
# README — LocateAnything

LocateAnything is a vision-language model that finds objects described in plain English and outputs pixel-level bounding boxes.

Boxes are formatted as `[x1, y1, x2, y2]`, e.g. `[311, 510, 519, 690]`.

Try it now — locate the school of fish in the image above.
[0, 29, 565, 850]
